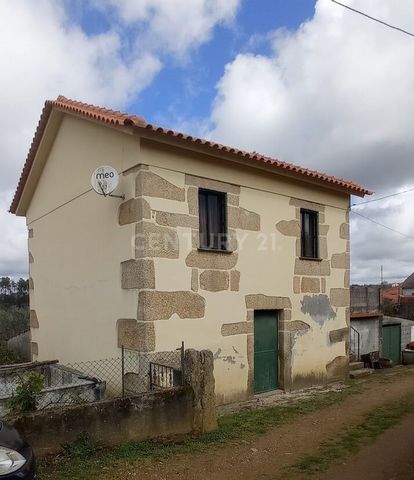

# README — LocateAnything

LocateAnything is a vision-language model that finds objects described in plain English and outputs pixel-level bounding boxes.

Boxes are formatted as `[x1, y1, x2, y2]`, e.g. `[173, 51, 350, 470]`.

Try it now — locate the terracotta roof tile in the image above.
[10, 96, 372, 213]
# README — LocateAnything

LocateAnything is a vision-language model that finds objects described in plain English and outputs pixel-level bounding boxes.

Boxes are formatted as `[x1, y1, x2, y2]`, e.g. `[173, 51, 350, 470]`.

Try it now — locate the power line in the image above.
[351, 210, 414, 241]
[27, 188, 92, 225]
[383, 276, 408, 281]
[352, 186, 414, 207]
[331, 0, 414, 38]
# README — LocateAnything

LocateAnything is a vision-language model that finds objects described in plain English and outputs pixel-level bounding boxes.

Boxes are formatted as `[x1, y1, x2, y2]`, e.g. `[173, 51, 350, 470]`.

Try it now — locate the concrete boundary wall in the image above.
[11, 349, 216, 457]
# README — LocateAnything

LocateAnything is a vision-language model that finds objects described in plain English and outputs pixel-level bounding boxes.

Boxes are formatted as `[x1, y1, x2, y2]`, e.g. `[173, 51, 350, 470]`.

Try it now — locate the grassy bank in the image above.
[291, 395, 414, 475]
[39, 384, 363, 480]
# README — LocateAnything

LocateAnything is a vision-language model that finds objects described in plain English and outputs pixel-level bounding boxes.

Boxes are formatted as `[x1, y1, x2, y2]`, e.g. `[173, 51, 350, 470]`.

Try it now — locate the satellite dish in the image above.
[91, 166, 119, 196]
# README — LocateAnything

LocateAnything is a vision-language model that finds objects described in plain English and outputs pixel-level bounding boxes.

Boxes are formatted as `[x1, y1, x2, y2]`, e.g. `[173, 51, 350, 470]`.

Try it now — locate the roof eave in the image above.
[134, 125, 372, 198]
[10, 96, 372, 215]
[11, 106, 64, 216]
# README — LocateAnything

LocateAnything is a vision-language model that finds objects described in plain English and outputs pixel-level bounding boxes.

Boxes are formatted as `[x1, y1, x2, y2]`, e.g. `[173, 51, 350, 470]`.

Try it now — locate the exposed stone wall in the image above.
[118, 165, 211, 351]
[118, 166, 261, 355]
[183, 173, 258, 300]
[117, 319, 155, 351]
[275, 196, 350, 389]
[118, 161, 350, 400]
[183, 349, 217, 433]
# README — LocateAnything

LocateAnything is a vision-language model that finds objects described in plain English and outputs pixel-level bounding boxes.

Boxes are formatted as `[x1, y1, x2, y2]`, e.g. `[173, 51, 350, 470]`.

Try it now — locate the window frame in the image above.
[300, 208, 319, 260]
[198, 188, 229, 252]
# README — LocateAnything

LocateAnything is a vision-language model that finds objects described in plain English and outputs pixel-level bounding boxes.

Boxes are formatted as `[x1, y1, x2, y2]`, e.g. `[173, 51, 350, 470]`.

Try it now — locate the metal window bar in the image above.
[149, 362, 177, 389]
[178, 341, 185, 386]
[350, 326, 360, 360]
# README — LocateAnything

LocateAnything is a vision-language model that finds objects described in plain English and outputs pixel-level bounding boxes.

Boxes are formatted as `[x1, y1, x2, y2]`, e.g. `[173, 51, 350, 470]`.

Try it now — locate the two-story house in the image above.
[10, 96, 370, 405]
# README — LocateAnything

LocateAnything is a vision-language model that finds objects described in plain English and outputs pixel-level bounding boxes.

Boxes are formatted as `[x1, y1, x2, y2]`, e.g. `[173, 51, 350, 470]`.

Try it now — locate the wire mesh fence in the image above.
[0, 343, 184, 416]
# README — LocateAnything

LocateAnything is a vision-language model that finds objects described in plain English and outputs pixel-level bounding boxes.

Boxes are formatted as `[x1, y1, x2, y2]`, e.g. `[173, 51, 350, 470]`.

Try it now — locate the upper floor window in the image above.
[301, 209, 319, 259]
[199, 189, 228, 251]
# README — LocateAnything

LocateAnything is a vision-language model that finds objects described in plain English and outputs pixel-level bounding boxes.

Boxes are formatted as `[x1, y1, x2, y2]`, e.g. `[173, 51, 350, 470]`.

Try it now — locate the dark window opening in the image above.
[199, 189, 228, 251]
[301, 209, 319, 259]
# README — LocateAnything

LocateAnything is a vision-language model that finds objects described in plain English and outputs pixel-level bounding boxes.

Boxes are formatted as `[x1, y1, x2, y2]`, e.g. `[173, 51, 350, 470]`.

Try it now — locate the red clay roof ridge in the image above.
[9, 96, 372, 214]
[53, 95, 147, 127]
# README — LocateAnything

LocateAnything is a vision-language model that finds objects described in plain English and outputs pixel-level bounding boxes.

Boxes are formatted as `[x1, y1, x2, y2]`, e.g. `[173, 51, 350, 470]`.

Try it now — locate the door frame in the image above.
[382, 323, 401, 365]
[253, 309, 279, 393]
[247, 308, 292, 395]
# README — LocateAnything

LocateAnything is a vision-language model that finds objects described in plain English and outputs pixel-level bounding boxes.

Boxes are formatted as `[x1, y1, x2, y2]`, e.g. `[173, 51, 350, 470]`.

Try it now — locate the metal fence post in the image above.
[121, 345, 125, 398]
[180, 341, 185, 386]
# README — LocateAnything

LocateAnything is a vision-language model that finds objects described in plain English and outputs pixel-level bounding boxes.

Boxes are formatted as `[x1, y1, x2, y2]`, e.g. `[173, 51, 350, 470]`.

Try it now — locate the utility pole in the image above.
[380, 265, 384, 313]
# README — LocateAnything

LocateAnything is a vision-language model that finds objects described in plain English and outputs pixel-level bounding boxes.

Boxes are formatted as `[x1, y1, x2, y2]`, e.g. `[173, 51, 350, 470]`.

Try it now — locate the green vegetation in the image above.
[292, 395, 414, 475]
[63, 433, 98, 460]
[38, 383, 363, 480]
[0, 276, 29, 365]
[0, 277, 29, 307]
[7, 371, 45, 414]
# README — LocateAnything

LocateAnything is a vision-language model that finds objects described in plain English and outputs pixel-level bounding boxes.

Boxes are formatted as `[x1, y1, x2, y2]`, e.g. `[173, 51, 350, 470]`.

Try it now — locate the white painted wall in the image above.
[27, 115, 138, 363]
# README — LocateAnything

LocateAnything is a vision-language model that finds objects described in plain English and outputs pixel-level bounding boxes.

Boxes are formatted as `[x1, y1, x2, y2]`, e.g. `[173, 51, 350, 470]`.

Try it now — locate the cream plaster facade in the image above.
[22, 111, 353, 405]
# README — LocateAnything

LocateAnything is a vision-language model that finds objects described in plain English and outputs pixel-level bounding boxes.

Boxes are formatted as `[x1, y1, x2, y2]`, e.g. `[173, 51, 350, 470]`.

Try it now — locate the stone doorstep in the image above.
[349, 368, 375, 379]
[349, 361, 364, 371]
[217, 382, 346, 417]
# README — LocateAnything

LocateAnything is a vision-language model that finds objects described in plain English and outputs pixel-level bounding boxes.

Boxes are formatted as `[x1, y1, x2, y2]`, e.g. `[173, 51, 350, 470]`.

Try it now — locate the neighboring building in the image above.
[394, 274, 414, 321]
[10, 96, 370, 405]
[350, 312, 383, 358]
[350, 285, 414, 366]
[350, 285, 382, 359]
[402, 273, 414, 297]
[383, 284, 401, 305]
[350, 284, 382, 314]
[382, 316, 414, 365]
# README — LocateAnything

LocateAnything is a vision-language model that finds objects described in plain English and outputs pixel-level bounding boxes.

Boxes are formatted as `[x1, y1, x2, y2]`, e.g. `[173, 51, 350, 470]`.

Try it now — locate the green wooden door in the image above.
[382, 324, 401, 365]
[254, 311, 278, 393]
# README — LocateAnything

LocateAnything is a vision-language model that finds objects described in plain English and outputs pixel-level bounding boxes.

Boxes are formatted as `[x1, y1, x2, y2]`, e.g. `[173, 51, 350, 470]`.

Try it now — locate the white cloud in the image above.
[351, 191, 414, 285]
[0, 0, 239, 277]
[208, 0, 414, 284]
[0, 192, 27, 278]
[96, 0, 239, 57]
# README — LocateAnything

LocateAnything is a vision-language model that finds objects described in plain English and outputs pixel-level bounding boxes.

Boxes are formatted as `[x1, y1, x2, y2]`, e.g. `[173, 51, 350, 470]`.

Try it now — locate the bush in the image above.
[7, 371, 45, 414]
[0, 343, 23, 366]
[63, 433, 98, 460]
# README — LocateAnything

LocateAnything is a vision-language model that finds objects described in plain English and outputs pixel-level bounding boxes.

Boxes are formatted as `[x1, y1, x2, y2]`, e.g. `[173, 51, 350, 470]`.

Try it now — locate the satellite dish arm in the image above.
[98, 179, 125, 200]
[98, 181, 107, 197]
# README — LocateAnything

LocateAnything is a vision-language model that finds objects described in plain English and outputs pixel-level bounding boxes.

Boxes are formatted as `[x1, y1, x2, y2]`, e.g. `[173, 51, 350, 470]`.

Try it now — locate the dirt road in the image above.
[320, 411, 414, 480]
[101, 367, 414, 480]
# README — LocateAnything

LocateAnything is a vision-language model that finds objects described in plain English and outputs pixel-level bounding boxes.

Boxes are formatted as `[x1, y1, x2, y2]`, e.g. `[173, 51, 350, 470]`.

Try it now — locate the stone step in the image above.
[349, 361, 364, 371]
[349, 368, 375, 379]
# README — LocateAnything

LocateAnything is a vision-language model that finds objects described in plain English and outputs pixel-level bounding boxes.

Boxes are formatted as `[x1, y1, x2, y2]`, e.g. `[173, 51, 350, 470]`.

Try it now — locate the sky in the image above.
[1, 0, 414, 285]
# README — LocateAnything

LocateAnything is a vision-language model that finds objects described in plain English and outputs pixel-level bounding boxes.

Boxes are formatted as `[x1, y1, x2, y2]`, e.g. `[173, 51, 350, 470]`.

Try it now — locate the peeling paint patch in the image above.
[224, 356, 236, 364]
[213, 348, 222, 360]
[301, 294, 336, 325]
